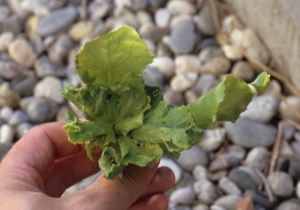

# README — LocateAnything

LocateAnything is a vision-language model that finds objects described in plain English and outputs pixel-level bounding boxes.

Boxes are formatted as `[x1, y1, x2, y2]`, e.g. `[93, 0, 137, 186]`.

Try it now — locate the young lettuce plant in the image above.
[62, 27, 270, 180]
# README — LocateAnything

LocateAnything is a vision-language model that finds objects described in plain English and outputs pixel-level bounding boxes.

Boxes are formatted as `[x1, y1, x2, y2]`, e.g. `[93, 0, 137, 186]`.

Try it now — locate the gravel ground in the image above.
[1, 0, 300, 209]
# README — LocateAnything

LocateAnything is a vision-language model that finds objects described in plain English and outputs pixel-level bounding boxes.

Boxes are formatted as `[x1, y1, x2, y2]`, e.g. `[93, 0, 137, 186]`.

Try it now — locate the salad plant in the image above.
[62, 27, 270, 180]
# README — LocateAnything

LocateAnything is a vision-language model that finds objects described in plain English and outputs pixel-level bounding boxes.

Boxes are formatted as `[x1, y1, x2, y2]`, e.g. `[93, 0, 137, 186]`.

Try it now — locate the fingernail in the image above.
[147, 160, 158, 170]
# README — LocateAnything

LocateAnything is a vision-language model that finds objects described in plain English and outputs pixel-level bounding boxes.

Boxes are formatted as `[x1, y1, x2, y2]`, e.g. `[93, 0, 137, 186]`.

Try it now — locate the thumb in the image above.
[85, 161, 159, 209]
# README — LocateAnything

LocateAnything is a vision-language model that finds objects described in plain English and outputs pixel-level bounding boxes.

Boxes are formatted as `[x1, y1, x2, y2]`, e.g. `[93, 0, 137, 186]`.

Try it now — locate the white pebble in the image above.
[0, 106, 13, 122]
[159, 156, 182, 184]
[0, 124, 15, 143]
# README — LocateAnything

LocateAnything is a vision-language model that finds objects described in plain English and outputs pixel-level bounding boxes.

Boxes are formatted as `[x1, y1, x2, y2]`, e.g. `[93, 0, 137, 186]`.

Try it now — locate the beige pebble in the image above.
[69, 21, 94, 41]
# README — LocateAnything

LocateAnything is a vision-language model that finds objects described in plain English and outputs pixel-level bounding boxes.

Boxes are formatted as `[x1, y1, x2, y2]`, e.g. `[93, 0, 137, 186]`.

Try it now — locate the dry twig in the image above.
[253, 168, 274, 203]
[80, 0, 87, 20]
[207, 0, 221, 32]
[287, 120, 300, 131]
[269, 122, 283, 174]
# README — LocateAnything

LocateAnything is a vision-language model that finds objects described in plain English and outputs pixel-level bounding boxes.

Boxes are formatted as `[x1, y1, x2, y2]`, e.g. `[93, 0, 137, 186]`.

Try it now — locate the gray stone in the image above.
[34, 76, 65, 104]
[192, 204, 209, 210]
[155, 8, 171, 28]
[175, 55, 201, 74]
[163, 90, 184, 106]
[129, 0, 148, 11]
[17, 122, 33, 138]
[143, 66, 165, 90]
[279, 140, 294, 156]
[166, 0, 196, 15]
[199, 47, 223, 64]
[192, 165, 208, 180]
[169, 20, 197, 54]
[0, 6, 9, 21]
[229, 166, 261, 191]
[218, 177, 242, 196]
[193, 178, 218, 205]
[210, 206, 226, 210]
[21, 0, 67, 15]
[8, 38, 36, 68]
[282, 120, 295, 140]
[200, 56, 230, 75]
[214, 195, 242, 210]
[48, 34, 74, 64]
[267, 172, 294, 197]
[275, 199, 300, 210]
[8, 110, 29, 126]
[12, 77, 38, 97]
[37, 6, 78, 36]
[0, 124, 15, 143]
[291, 141, 300, 154]
[150, 57, 174, 79]
[279, 96, 300, 123]
[199, 39, 219, 49]
[225, 118, 277, 148]
[170, 72, 198, 92]
[169, 204, 191, 210]
[0, 15, 22, 34]
[288, 156, 300, 180]
[34, 56, 66, 78]
[192, 74, 219, 97]
[177, 146, 208, 172]
[199, 128, 226, 152]
[0, 82, 20, 108]
[56, 106, 68, 122]
[21, 97, 58, 123]
[244, 147, 269, 171]
[176, 171, 194, 189]
[169, 187, 195, 205]
[194, 3, 216, 36]
[0, 106, 13, 122]
[245, 189, 278, 209]
[231, 61, 255, 82]
[295, 132, 300, 142]
[159, 156, 182, 184]
[149, 0, 168, 8]
[0, 142, 13, 161]
[209, 145, 245, 171]
[88, 0, 111, 21]
[240, 94, 279, 123]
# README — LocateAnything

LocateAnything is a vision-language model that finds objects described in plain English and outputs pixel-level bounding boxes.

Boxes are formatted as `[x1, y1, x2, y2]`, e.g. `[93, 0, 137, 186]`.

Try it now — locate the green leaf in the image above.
[75, 27, 154, 85]
[187, 72, 270, 129]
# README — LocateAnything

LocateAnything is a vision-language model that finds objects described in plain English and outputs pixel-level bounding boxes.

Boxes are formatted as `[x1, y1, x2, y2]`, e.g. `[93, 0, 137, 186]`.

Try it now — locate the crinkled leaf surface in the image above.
[62, 27, 270, 180]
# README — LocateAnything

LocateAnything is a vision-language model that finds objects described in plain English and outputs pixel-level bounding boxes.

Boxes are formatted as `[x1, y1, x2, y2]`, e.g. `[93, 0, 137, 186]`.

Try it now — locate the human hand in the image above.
[0, 122, 175, 210]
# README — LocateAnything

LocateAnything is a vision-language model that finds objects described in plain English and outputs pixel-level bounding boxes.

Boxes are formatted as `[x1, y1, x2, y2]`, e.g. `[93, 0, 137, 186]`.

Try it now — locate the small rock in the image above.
[170, 187, 195, 205]
[149, 0, 168, 8]
[166, 0, 196, 15]
[34, 76, 65, 104]
[245, 189, 278, 209]
[218, 177, 242, 196]
[0, 124, 15, 143]
[264, 79, 281, 97]
[48, 34, 74, 64]
[0, 6, 9, 21]
[56, 106, 68, 122]
[170, 14, 192, 28]
[0, 142, 13, 161]
[240, 28, 270, 64]
[159, 156, 182, 184]
[231, 61, 255, 81]
[275, 157, 289, 172]
[296, 181, 300, 199]
[194, 3, 215, 36]
[177, 145, 208, 172]
[229, 166, 261, 191]
[199, 128, 226, 152]
[88, 0, 111, 20]
[275, 199, 300, 210]
[169, 19, 197, 54]
[136, 10, 152, 25]
[143, 67, 165, 90]
[192, 204, 209, 210]
[193, 165, 208, 180]
[244, 147, 269, 171]
[192, 74, 219, 97]
[207, 170, 227, 182]
[295, 132, 300, 142]
[225, 118, 277, 148]
[17, 122, 33, 138]
[8, 110, 29, 126]
[199, 38, 219, 49]
[282, 120, 295, 140]
[194, 178, 218, 204]
[176, 171, 194, 189]
[69, 20, 94, 41]
[222, 44, 243, 60]
[240, 94, 279, 123]
[0, 15, 23, 34]
[210, 206, 226, 210]
[279, 96, 300, 123]
[25, 16, 40, 36]
[157, 42, 172, 57]
[214, 195, 242, 210]
[279, 140, 294, 156]
[8, 38, 36, 68]
[34, 56, 66, 78]
[0, 106, 13, 122]
[170, 72, 198, 92]
[200, 56, 230, 75]
[209, 145, 246, 171]
[222, 15, 243, 34]
[184, 90, 198, 104]
[21, 97, 58, 123]
[12, 77, 38, 97]
[0, 61, 20, 80]
[291, 141, 300, 154]
[37, 6, 78, 36]
[0, 32, 14, 52]
[128, 0, 148, 11]
[163, 88, 185, 106]
[175, 55, 201, 73]
[150, 57, 174, 79]
[0, 82, 20, 108]
[288, 156, 300, 180]
[267, 172, 294, 197]
[199, 47, 223, 64]
[155, 8, 171, 28]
